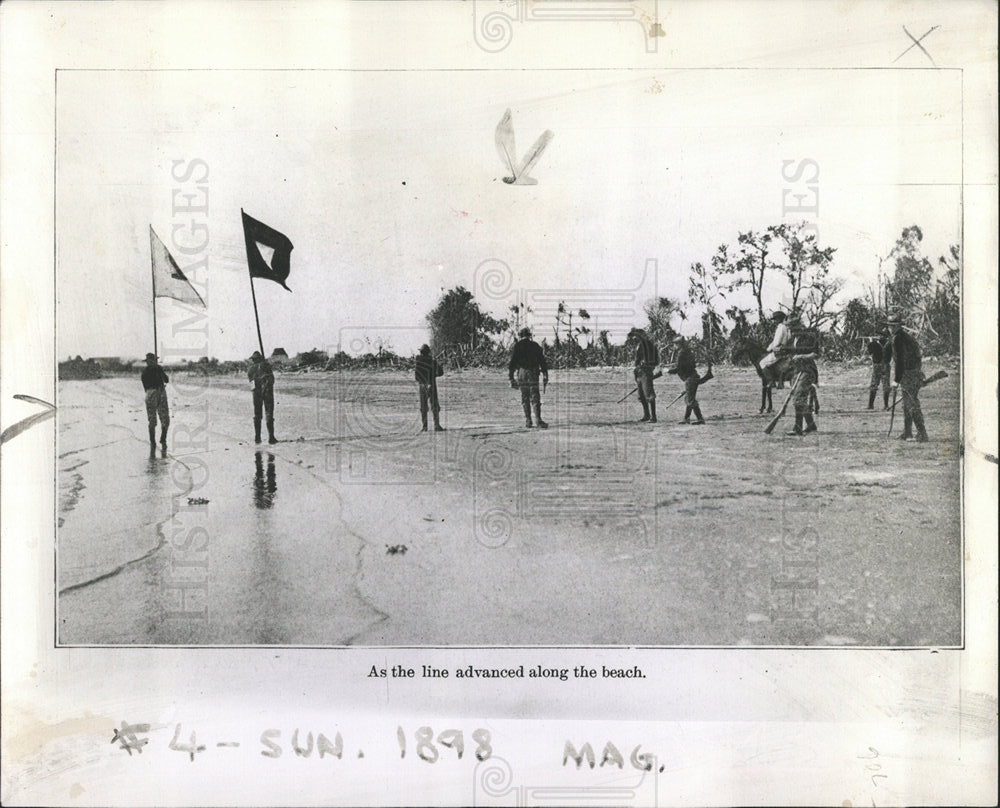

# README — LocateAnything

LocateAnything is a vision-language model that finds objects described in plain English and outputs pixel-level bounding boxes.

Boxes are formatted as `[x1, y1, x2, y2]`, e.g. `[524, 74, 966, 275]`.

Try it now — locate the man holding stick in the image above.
[888, 313, 928, 442]
[141, 352, 170, 451]
[248, 350, 277, 444]
[628, 327, 660, 423]
[785, 353, 819, 436]
[667, 335, 706, 425]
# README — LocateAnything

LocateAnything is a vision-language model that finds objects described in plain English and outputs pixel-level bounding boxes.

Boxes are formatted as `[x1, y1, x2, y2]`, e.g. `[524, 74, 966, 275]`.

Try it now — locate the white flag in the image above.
[150, 226, 205, 306]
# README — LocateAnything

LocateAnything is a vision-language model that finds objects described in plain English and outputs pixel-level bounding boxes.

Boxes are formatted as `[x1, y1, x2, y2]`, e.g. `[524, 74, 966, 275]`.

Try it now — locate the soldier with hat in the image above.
[866, 328, 893, 410]
[248, 350, 277, 444]
[668, 334, 706, 425]
[628, 327, 660, 423]
[786, 352, 819, 436]
[888, 314, 928, 442]
[508, 327, 549, 428]
[141, 352, 170, 451]
[415, 344, 445, 432]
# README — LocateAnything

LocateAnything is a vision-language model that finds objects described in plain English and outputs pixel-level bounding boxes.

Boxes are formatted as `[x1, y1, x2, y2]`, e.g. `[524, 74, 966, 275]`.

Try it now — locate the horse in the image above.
[730, 338, 798, 413]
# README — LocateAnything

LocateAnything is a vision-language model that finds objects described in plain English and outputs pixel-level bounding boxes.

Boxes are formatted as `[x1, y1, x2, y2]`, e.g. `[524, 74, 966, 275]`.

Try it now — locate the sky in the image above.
[56, 67, 962, 360]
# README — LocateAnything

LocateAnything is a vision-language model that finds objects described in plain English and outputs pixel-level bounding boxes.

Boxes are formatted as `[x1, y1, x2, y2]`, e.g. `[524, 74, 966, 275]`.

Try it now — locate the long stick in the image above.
[616, 370, 664, 404]
[764, 372, 803, 434]
[151, 254, 158, 358]
[886, 370, 948, 416]
[660, 389, 687, 412]
[887, 386, 899, 436]
[248, 275, 266, 358]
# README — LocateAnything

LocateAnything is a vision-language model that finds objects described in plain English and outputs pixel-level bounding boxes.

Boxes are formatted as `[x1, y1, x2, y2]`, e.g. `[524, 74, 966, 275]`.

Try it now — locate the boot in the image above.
[883, 389, 890, 410]
[523, 402, 533, 428]
[433, 412, 445, 432]
[148, 425, 156, 447]
[867, 389, 877, 410]
[912, 411, 928, 442]
[533, 403, 548, 429]
[679, 406, 691, 425]
[691, 404, 705, 425]
[420, 412, 428, 432]
[897, 412, 912, 440]
[159, 426, 168, 449]
[648, 400, 657, 423]
[639, 400, 650, 422]
[786, 414, 804, 436]
[804, 413, 817, 433]
[254, 418, 262, 443]
[267, 419, 277, 445]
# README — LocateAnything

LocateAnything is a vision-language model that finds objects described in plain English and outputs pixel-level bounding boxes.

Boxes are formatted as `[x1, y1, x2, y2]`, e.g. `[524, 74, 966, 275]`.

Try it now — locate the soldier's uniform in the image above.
[248, 351, 277, 444]
[668, 337, 705, 425]
[867, 334, 893, 410]
[630, 327, 659, 423]
[141, 353, 169, 449]
[889, 317, 927, 442]
[786, 354, 819, 436]
[508, 328, 549, 428]
[415, 344, 445, 432]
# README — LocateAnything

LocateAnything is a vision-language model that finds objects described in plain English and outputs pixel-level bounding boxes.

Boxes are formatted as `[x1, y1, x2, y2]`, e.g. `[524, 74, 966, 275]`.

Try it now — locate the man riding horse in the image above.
[732, 310, 817, 414]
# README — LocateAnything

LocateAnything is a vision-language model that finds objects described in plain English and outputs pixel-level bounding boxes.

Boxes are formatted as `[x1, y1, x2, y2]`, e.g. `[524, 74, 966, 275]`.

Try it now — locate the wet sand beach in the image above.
[57, 364, 961, 646]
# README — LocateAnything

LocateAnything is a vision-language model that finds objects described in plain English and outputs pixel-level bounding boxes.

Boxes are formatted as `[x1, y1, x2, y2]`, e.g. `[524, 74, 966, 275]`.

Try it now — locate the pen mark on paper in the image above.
[893, 25, 939, 67]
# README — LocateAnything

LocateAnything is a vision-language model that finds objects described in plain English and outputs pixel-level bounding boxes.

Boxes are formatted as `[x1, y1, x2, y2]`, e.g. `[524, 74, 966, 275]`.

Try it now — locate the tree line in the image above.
[426, 223, 960, 368]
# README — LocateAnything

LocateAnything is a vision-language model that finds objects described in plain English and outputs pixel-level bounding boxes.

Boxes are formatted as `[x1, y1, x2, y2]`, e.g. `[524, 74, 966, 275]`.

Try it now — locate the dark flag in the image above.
[242, 209, 293, 291]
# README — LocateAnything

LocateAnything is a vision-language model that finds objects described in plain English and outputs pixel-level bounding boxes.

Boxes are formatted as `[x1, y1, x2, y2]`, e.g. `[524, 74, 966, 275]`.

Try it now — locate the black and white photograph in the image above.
[2, 1, 996, 806]
[53, 65, 966, 648]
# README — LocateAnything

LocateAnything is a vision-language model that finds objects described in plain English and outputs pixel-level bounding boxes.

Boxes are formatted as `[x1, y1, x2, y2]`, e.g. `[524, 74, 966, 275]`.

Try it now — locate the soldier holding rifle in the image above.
[888, 314, 928, 442]
[628, 327, 659, 423]
[667, 335, 707, 425]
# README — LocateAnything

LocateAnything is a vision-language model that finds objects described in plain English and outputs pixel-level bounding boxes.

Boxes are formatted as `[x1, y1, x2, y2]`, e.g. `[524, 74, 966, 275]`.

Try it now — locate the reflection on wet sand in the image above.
[253, 452, 277, 509]
[145, 446, 168, 474]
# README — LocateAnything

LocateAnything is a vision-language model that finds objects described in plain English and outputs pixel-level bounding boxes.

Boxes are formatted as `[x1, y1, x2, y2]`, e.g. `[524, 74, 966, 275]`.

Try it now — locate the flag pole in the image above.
[241, 208, 267, 358]
[150, 236, 159, 359]
[248, 274, 266, 358]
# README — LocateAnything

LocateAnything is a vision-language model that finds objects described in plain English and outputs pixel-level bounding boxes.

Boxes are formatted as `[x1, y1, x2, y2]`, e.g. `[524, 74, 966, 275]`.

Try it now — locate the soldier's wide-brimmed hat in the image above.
[251, 350, 263, 360]
[671, 334, 685, 343]
[628, 327, 646, 337]
[886, 314, 903, 326]
[518, 327, 532, 338]
[771, 311, 787, 322]
[419, 344, 431, 354]
[145, 352, 157, 361]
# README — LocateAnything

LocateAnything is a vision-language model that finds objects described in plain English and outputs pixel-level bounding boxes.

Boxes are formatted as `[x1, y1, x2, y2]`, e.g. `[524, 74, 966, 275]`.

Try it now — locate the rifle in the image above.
[887, 370, 948, 422]
[660, 366, 715, 412]
[887, 386, 899, 437]
[764, 372, 803, 435]
[616, 370, 663, 404]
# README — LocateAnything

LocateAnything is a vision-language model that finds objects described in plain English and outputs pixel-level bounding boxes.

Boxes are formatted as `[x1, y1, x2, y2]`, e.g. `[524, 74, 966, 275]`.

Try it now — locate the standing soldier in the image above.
[866, 329, 893, 410]
[629, 327, 659, 423]
[508, 327, 549, 429]
[248, 350, 277, 444]
[668, 335, 705, 425]
[141, 352, 169, 451]
[415, 344, 445, 432]
[786, 352, 819, 436]
[888, 314, 928, 442]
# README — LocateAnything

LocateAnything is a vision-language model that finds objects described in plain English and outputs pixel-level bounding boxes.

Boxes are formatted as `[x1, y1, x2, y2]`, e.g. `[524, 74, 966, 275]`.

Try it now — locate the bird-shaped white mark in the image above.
[495, 108, 553, 185]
